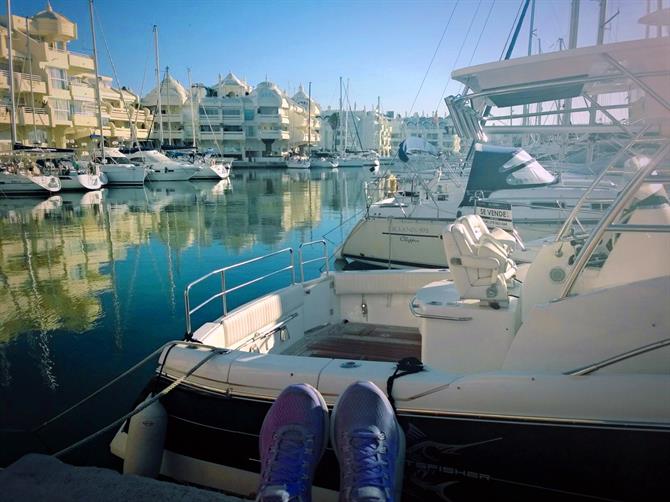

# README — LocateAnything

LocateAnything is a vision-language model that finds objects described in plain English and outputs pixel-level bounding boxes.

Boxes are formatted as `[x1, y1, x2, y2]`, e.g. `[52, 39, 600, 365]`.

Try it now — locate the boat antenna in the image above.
[6, 0, 17, 149]
[88, 0, 105, 160]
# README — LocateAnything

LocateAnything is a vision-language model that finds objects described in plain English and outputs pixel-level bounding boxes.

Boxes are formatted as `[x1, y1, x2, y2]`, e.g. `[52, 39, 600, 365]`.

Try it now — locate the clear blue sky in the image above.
[14, 0, 649, 116]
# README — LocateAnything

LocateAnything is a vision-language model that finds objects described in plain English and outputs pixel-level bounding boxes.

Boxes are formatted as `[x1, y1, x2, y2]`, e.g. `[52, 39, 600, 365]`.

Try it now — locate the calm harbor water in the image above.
[0, 168, 370, 467]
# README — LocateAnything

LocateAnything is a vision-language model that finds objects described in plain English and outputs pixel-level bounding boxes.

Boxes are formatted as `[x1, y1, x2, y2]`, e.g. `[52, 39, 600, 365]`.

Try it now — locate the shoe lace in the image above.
[263, 428, 313, 490]
[344, 428, 389, 490]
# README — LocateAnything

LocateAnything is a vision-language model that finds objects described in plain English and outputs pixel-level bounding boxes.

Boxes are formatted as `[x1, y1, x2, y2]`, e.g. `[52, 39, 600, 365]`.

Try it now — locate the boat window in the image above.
[506, 161, 556, 186]
[500, 150, 533, 172]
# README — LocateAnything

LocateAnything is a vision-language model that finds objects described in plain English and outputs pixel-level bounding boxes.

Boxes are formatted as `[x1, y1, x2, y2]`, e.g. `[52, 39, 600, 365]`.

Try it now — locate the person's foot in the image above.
[331, 381, 405, 502]
[257, 383, 329, 502]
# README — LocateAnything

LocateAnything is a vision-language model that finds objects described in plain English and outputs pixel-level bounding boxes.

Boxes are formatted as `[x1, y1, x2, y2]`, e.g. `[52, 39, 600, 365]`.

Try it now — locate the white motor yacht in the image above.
[96, 148, 148, 186]
[110, 140, 670, 501]
[39, 157, 107, 191]
[340, 143, 621, 268]
[125, 150, 200, 182]
[190, 156, 231, 180]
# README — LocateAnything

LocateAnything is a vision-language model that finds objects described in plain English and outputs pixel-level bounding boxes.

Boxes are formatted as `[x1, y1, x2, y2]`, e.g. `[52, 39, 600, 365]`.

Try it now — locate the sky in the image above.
[14, 0, 652, 116]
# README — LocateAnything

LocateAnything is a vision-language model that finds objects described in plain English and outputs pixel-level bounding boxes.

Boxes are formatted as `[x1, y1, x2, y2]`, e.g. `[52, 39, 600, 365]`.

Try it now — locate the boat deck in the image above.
[284, 322, 421, 362]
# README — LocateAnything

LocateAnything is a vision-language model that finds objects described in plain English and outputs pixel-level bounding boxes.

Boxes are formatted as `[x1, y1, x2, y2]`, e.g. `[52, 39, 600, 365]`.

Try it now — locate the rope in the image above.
[54, 348, 226, 458]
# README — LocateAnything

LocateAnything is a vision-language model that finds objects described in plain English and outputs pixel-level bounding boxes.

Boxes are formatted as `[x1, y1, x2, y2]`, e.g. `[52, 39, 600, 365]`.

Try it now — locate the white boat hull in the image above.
[101, 165, 147, 186]
[0, 172, 61, 195]
[190, 164, 230, 180]
[146, 166, 199, 182]
[59, 173, 105, 191]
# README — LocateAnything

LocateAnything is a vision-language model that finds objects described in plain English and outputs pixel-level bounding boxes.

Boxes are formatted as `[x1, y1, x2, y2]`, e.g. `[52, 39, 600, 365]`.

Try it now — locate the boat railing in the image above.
[560, 140, 670, 298]
[184, 241, 329, 337]
[298, 240, 329, 282]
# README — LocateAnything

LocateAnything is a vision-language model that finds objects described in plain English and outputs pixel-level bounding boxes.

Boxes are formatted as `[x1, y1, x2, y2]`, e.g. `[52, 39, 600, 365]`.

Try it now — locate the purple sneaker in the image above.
[257, 383, 329, 502]
[331, 381, 405, 502]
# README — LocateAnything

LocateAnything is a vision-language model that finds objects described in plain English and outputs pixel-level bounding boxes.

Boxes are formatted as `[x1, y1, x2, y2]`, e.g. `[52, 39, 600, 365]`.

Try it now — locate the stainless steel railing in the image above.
[184, 241, 330, 337]
[298, 240, 329, 282]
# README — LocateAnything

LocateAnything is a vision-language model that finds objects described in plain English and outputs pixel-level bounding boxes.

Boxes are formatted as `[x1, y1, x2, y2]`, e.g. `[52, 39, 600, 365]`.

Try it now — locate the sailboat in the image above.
[0, 2, 60, 196]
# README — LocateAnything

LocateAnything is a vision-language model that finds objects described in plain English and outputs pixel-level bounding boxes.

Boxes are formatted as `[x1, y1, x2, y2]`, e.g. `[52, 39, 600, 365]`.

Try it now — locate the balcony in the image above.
[72, 113, 98, 127]
[109, 107, 130, 121]
[18, 107, 51, 127]
[109, 124, 131, 138]
[223, 130, 245, 140]
[0, 107, 10, 123]
[259, 129, 289, 140]
[0, 70, 48, 94]
[159, 112, 183, 122]
[256, 113, 281, 124]
[199, 130, 222, 140]
[45, 46, 69, 68]
[100, 86, 119, 100]
[222, 115, 243, 126]
[69, 52, 95, 71]
[70, 82, 95, 100]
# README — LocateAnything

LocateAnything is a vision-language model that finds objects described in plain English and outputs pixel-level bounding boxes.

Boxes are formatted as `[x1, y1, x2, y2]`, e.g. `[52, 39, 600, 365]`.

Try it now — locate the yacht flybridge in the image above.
[110, 138, 670, 499]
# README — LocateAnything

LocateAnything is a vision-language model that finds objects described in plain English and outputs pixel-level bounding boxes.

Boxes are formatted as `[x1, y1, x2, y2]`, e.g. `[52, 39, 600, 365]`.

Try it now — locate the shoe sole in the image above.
[330, 383, 406, 501]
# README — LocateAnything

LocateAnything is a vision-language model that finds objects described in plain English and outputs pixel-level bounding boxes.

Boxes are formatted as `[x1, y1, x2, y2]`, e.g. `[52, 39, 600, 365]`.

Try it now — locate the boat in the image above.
[164, 149, 231, 180]
[339, 142, 621, 269]
[110, 138, 670, 500]
[286, 155, 311, 169]
[0, 156, 61, 195]
[124, 149, 200, 182]
[96, 148, 148, 186]
[310, 151, 339, 168]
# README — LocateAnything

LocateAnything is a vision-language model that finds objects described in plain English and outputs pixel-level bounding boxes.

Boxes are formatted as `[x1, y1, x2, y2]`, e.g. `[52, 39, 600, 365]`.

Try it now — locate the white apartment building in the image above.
[388, 113, 461, 155]
[0, 3, 152, 150]
[142, 73, 320, 160]
[318, 108, 392, 156]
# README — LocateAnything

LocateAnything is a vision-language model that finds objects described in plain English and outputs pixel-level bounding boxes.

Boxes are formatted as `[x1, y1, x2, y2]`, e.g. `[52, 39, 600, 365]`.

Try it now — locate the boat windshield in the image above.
[96, 155, 131, 164]
[505, 160, 556, 185]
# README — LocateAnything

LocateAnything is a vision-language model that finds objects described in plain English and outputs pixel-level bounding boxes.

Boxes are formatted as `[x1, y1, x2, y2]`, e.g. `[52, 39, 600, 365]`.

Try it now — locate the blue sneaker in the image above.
[257, 383, 329, 502]
[331, 381, 405, 502]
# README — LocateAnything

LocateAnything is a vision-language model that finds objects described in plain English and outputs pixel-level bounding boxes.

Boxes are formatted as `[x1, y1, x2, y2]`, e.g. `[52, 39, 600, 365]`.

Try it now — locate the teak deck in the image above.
[284, 322, 421, 362]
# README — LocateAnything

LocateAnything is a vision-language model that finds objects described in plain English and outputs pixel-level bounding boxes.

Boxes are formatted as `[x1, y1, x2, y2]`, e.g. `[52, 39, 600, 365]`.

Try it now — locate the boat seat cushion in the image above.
[221, 285, 304, 347]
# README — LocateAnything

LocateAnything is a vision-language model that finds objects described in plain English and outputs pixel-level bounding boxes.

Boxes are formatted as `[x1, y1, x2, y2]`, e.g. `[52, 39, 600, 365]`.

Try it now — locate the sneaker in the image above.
[331, 381, 405, 502]
[257, 383, 329, 502]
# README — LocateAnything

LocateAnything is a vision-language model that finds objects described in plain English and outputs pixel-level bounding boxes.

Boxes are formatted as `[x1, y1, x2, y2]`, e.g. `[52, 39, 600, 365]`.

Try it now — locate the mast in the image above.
[6, 0, 17, 147]
[165, 66, 172, 145]
[596, 0, 607, 45]
[307, 81, 311, 156]
[338, 76, 343, 154]
[564, 0, 580, 126]
[25, 15, 37, 143]
[88, 0, 105, 160]
[153, 25, 163, 146]
[187, 68, 196, 149]
[344, 78, 349, 153]
[523, 0, 536, 127]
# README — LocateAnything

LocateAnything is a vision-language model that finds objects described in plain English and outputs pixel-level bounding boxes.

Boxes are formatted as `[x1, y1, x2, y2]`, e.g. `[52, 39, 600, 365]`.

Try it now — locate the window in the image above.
[222, 109, 240, 116]
[506, 161, 556, 186]
[244, 109, 255, 121]
[48, 68, 69, 90]
[71, 100, 96, 116]
[50, 98, 70, 120]
[199, 106, 219, 117]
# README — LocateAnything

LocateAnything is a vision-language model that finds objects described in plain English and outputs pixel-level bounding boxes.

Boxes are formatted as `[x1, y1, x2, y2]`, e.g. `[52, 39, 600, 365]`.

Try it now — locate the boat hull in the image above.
[101, 165, 147, 186]
[113, 377, 669, 501]
[190, 164, 230, 180]
[146, 167, 199, 182]
[0, 172, 61, 195]
[58, 173, 105, 191]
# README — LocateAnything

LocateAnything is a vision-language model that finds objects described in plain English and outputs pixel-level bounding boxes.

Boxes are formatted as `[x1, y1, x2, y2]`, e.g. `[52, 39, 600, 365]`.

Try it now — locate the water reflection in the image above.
[0, 169, 366, 407]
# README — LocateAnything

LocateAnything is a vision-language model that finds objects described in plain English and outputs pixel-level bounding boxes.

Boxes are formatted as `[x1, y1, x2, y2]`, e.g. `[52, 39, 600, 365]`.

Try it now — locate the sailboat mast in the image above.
[187, 68, 196, 150]
[25, 16, 38, 143]
[166, 66, 172, 145]
[307, 81, 311, 156]
[6, 0, 17, 147]
[338, 76, 343, 154]
[153, 25, 164, 146]
[344, 78, 349, 153]
[88, 0, 105, 159]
